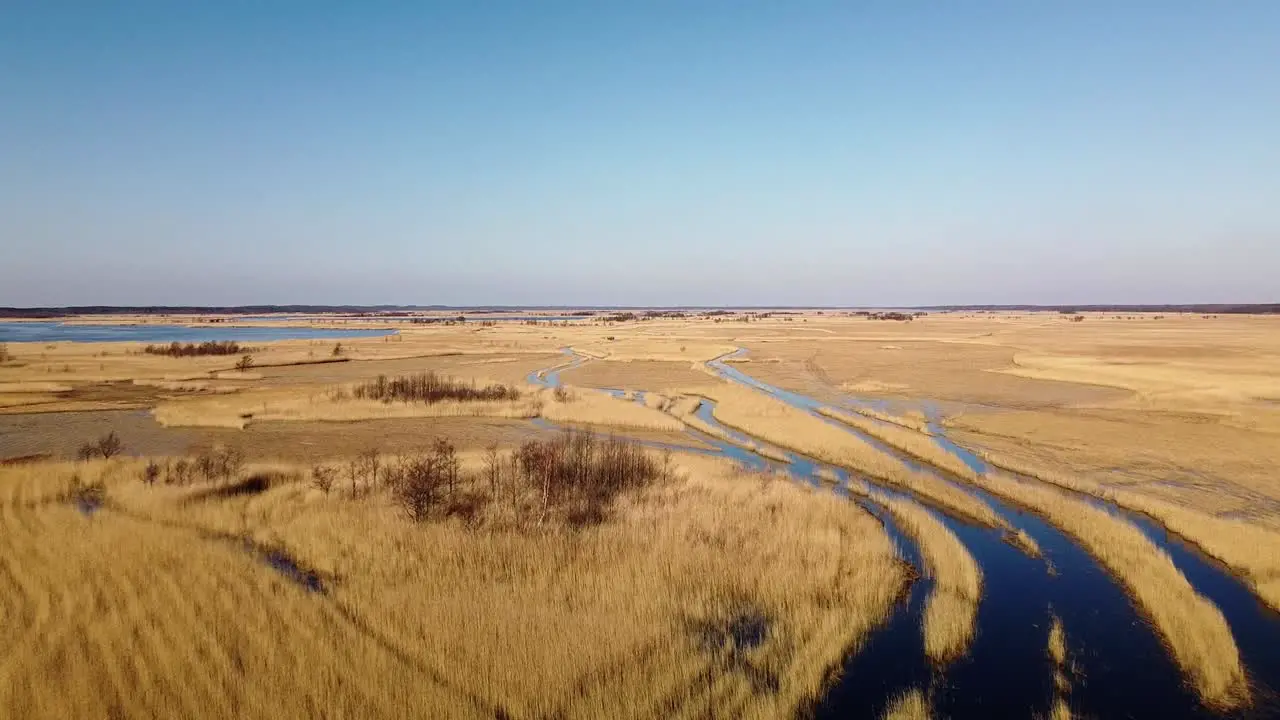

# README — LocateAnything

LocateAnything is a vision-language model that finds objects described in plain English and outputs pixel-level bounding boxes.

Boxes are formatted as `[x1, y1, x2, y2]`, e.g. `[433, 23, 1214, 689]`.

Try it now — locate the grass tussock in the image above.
[695, 383, 1002, 528]
[0, 450, 906, 719]
[352, 372, 520, 404]
[870, 493, 982, 663]
[976, 448, 1280, 613]
[975, 471, 1248, 709]
[881, 688, 931, 720]
[1006, 528, 1042, 558]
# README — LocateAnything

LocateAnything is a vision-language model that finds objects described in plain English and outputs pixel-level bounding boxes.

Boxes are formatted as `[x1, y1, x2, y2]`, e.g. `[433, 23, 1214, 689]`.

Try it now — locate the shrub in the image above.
[393, 453, 444, 522]
[77, 431, 123, 461]
[352, 372, 519, 404]
[332, 343, 344, 357]
[142, 460, 161, 485]
[235, 355, 254, 372]
[0, 343, 10, 362]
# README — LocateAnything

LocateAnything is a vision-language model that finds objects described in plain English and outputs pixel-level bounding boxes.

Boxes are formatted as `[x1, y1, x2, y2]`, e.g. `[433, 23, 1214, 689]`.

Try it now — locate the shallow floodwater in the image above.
[0, 321, 397, 343]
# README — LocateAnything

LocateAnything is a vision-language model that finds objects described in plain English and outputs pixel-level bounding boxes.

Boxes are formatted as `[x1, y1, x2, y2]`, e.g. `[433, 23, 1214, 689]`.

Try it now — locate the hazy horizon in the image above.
[3, 3, 1278, 307]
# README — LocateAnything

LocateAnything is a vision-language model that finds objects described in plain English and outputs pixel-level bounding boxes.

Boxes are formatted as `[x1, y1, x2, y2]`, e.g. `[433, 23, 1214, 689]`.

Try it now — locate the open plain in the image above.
[3, 309, 1280, 719]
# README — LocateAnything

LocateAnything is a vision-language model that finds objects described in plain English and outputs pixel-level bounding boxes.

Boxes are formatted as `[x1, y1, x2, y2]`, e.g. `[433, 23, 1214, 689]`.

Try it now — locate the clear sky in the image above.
[2, 2, 1277, 307]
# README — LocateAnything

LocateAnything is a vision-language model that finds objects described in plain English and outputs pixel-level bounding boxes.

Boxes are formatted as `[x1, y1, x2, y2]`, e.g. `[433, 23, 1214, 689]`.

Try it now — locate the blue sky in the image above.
[2, 2, 1277, 306]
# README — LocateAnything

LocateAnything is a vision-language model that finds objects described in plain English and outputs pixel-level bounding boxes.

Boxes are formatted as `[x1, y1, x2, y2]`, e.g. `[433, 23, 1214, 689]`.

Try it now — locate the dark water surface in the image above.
[0, 321, 397, 344]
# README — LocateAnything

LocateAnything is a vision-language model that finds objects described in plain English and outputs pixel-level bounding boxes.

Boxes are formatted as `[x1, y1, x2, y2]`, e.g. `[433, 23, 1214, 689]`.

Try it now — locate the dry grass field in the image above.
[0, 451, 905, 719]
[3, 309, 1278, 717]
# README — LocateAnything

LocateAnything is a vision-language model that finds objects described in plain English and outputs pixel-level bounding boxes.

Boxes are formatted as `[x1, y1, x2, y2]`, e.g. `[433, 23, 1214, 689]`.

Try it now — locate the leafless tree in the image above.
[311, 465, 336, 494]
[96, 431, 123, 460]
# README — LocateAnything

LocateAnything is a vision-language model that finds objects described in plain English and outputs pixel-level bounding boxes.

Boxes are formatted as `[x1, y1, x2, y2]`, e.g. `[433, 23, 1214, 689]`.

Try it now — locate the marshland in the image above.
[6, 4, 1278, 718]
[3, 310, 1280, 718]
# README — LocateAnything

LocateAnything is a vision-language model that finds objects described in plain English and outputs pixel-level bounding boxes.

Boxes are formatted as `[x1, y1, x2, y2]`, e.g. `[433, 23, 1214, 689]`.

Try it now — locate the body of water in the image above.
[0, 321, 397, 344]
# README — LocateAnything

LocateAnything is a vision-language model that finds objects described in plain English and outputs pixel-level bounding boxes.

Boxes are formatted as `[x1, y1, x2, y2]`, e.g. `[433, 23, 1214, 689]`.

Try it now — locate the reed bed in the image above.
[0, 452, 906, 719]
[695, 384, 1002, 528]
[820, 405, 931, 434]
[975, 471, 1248, 709]
[852, 490, 982, 663]
[666, 395, 792, 463]
[153, 388, 541, 429]
[976, 448, 1280, 612]
[541, 388, 685, 433]
[816, 406, 978, 481]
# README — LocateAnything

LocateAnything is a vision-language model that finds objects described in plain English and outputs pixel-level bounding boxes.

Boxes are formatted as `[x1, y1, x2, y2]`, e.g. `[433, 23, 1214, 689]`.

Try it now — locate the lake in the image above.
[0, 321, 398, 344]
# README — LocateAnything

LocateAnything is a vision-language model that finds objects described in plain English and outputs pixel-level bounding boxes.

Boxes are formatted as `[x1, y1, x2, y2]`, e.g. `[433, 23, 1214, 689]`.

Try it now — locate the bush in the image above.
[77, 431, 123, 461]
[97, 431, 123, 459]
[142, 460, 160, 485]
[0, 343, 10, 362]
[235, 355, 254, 372]
[352, 372, 519, 405]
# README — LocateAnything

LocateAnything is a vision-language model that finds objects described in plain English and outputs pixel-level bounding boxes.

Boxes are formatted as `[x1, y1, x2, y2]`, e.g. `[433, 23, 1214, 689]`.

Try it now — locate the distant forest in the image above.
[1, 303, 1277, 318]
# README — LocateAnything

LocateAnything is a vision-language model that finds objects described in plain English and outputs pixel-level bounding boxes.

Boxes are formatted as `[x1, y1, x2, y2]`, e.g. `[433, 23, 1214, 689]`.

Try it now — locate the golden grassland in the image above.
[0, 453, 906, 720]
[881, 688, 931, 720]
[684, 382, 1002, 528]
[973, 471, 1248, 709]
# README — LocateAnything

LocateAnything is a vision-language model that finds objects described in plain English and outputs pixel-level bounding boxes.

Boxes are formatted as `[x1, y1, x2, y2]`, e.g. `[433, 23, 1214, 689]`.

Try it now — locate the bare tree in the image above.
[348, 457, 361, 497]
[394, 453, 441, 522]
[218, 446, 245, 483]
[356, 449, 381, 489]
[142, 460, 160, 485]
[483, 443, 502, 499]
[311, 465, 336, 494]
[96, 431, 123, 460]
[432, 438, 459, 505]
[235, 354, 254, 372]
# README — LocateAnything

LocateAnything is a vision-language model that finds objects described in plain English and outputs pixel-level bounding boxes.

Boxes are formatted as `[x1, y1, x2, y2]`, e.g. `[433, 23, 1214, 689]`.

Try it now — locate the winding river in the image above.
[529, 348, 1280, 718]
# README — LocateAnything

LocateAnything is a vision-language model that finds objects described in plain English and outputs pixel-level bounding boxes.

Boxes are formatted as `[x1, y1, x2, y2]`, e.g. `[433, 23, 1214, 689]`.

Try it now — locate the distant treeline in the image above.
[6, 303, 1277, 319]
[144, 341, 248, 357]
[926, 304, 1280, 315]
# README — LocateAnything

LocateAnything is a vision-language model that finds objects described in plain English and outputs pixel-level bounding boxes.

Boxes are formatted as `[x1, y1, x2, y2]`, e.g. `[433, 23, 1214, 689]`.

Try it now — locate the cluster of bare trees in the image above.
[144, 341, 247, 357]
[306, 430, 670, 528]
[352, 372, 520, 404]
[76, 431, 123, 461]
[481, 430, 672, 527]
[151, 446, 245, 486]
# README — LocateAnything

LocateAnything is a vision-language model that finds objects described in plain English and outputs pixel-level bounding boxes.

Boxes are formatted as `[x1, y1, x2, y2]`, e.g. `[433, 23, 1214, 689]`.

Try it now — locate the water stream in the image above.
[527, 348, 1280, 717]
[708, 348, 1280, 718]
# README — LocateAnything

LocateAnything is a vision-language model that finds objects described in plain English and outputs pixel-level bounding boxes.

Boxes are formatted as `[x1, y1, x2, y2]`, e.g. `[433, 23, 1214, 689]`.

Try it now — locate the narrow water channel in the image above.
[528, 349, 1276, 717]
[707, 348, 1280, 718]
